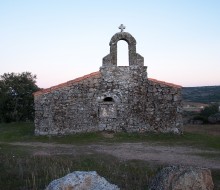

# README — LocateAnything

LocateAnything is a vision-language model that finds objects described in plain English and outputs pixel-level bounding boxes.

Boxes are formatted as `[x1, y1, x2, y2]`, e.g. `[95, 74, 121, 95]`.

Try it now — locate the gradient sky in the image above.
[0, 0, 219, 88]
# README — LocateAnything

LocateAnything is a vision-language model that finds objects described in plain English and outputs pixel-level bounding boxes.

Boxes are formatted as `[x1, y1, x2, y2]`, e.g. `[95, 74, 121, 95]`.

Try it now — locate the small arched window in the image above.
[103, 97, 114, 102]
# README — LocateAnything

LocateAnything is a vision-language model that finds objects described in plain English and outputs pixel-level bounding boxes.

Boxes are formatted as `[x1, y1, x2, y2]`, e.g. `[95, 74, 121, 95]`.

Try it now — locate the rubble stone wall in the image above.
[34, 73, 101, 135]
[34, 69, 182, 135]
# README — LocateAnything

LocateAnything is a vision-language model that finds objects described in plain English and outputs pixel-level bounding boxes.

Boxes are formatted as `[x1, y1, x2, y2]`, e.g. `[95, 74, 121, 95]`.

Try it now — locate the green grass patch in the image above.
[113, 132, 220, 150]
[0, 143, 29, 156]
[0, 122, 34, 141]
[176, 132, 220, 150]
[0, 122, 220, 150]
[0, 122, 104, 143]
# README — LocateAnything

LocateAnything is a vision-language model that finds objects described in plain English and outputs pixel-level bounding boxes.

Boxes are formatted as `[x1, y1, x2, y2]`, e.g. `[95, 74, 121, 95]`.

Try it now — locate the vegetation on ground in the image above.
[0, 122, 220, 189]
[0, 122, 220, 150]
[0, 144, 160, 190]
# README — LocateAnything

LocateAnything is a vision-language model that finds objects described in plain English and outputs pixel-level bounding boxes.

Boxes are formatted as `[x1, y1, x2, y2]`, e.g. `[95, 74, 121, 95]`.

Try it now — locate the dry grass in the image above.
[0, 144, 160, 190]
[0, 122, 220, 189]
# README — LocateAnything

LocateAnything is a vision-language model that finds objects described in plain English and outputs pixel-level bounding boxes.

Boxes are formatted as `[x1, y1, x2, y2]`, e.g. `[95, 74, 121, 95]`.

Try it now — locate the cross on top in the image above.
[119, 24, 126, 32]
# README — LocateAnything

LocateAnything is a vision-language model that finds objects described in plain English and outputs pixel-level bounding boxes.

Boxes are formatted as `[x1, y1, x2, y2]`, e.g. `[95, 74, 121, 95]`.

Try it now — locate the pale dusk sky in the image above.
[0, 0, 219, 88]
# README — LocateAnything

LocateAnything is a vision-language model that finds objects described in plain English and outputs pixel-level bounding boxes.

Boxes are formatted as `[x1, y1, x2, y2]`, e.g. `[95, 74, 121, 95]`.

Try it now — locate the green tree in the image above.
[0, 72, 40, 122]
[200, 104, 219, 117]
[193, 103, 219, 123]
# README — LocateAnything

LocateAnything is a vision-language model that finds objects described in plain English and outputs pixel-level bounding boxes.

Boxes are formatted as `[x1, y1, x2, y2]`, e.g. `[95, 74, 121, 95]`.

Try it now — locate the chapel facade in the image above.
[34, 26, 183, 135]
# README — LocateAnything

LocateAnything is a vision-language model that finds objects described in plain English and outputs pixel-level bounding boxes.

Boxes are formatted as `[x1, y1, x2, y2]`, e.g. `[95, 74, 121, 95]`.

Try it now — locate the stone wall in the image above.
[34, 72, 101, 135]
[34, 31, 183, 135]
[34, 69, 182, 135]
[97, 65, 182, 133]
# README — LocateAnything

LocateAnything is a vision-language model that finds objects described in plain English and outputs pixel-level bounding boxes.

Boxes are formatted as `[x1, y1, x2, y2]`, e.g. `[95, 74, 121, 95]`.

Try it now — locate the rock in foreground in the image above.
[45, 171, 119, 190]
[149, 165, 214, 190]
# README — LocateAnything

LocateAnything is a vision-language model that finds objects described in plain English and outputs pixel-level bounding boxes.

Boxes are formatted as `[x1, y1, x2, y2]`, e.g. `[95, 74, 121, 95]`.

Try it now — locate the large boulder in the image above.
[149, 165, 214, 190]
[208, 113, 220, 124]
[45, 171, 119, 190]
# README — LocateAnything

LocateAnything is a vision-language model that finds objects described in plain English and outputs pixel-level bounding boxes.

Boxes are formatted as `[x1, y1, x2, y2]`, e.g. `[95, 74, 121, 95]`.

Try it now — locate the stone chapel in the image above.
[34, 25, 183, 135]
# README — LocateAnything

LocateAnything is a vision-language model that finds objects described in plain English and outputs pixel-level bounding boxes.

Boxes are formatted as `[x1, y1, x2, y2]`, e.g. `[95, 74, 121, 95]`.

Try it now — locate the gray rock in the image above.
[149, 165, 214, 190]
[45, 171, 120, 190]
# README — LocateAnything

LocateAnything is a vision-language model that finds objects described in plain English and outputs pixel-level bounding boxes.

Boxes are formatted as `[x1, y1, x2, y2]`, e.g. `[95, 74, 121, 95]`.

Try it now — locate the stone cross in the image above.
[119, 24, 125, 32]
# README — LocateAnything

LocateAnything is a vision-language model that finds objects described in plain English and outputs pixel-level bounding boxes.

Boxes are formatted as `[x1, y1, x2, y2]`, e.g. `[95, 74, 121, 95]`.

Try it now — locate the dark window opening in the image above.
[103, 97, 114, 102]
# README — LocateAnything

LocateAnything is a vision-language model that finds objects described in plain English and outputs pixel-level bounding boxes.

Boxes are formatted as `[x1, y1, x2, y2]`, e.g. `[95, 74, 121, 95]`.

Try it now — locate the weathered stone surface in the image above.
[208, 113, 220, 124]
[45, 171, 119, 190]
[149, 165, 214, 190]
[34, 30, 183, 135]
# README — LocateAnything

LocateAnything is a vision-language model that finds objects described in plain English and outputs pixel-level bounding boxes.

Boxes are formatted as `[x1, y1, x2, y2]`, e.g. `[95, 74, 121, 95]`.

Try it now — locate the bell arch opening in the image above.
[103, 31, 144, 67]
[117, 40, 129, 66]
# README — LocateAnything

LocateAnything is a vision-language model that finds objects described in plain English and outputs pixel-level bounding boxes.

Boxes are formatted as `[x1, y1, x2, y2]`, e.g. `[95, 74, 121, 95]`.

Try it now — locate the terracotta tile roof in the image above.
[33, 71, 100, 96]
[34, 71, 181, 97]
[148, 78, 182, 88]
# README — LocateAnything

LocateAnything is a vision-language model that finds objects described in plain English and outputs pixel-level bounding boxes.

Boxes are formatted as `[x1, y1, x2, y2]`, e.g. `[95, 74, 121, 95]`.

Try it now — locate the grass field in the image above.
[0, 122, 220, 190]
[0, 122, 220, 150]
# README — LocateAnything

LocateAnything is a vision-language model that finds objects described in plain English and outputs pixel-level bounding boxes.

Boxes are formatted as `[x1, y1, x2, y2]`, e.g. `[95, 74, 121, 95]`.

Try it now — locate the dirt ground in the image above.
[9, 141, 220, 169]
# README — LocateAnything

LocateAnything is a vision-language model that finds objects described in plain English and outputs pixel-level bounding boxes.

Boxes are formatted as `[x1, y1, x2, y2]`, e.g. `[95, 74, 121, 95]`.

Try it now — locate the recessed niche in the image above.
[103, 97, 114, 102]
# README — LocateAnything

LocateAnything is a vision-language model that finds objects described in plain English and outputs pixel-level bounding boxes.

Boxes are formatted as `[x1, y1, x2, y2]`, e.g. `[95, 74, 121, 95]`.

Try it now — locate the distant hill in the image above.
[182, 86, 220, 103]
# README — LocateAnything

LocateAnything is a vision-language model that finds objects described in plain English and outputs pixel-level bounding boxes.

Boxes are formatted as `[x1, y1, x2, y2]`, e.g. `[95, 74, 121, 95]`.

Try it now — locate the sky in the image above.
[0, 0, 219, 88]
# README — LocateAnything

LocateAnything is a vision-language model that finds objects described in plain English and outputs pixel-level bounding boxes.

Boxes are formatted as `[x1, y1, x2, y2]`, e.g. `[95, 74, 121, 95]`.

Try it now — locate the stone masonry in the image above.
[34, 28, 183, 135]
